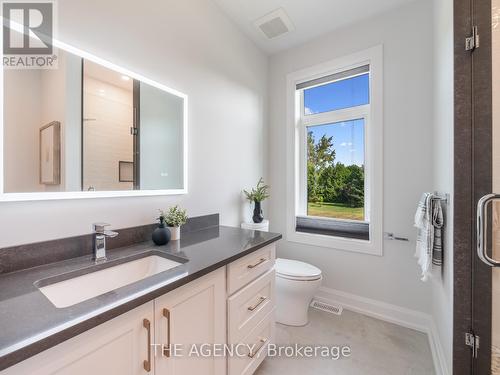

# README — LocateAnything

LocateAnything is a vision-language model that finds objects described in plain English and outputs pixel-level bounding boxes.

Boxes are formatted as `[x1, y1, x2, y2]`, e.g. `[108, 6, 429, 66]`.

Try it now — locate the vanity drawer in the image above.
[228, 310, 275, 375]
[227, 244, 275, 295]
[228, 268, 275, 345]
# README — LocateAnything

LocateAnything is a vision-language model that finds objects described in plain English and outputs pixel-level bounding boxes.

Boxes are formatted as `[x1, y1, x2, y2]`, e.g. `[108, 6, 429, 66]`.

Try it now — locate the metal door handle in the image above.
[248, 296, 267, 311]
[248, 337, 268, 358]
[162, 308, 171, 358]
[477, 194, 500, 267]
[143, 319, 152, 372]
[247, 258, 266, 269]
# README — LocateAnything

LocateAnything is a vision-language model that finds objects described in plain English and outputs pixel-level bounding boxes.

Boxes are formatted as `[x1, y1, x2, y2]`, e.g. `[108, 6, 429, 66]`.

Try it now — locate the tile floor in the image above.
[493, 345, 500, 374]
[255, 308, 435, 375]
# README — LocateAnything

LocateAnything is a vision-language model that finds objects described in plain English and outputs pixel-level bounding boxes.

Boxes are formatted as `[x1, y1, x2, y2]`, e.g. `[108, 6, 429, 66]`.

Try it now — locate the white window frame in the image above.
[286, 46, 383, 256]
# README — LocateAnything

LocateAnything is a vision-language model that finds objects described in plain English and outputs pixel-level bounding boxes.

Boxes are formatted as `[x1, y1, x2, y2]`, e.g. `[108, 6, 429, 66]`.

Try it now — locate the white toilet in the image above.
[275, 258, 322, 326]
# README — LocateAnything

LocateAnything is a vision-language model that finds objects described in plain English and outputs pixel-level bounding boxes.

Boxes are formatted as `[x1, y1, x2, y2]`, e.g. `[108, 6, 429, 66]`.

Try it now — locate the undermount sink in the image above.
[38, 255, 183, 308]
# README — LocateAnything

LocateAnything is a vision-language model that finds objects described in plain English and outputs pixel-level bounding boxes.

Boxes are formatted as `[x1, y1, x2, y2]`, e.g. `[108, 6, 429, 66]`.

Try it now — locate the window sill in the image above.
[287, 217, 382, 256]
[296, 216, 369, 240]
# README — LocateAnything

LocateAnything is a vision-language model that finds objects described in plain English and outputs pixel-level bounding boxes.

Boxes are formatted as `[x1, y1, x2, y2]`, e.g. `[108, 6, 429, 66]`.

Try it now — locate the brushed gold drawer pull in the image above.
[248, 337, 268, 358]
[163, 308, 171, 358]
[247, 296, 267, 311]
[247, 257, 266, 269]
[143, 318, 152, 372]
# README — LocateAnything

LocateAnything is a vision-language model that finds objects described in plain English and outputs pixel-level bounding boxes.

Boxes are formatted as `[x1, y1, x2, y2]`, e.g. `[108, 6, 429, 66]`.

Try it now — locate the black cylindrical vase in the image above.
[252, 201, 264, 223]
[152, 218, 171, 246]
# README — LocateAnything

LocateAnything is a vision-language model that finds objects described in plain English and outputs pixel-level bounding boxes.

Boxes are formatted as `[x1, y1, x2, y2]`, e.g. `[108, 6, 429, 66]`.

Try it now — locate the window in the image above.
[303, 72, 369, 115]
[286, 46, 383, 255]
[306, 119, 366, 216]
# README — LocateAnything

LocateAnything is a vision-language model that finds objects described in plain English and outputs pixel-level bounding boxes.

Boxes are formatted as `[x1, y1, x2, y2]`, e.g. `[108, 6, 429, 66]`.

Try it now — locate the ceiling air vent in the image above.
[254, 8, 295, 40]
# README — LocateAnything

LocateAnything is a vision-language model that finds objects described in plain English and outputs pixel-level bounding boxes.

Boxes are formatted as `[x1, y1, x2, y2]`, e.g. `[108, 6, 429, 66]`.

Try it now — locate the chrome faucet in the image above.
[92, 223, 118, 263]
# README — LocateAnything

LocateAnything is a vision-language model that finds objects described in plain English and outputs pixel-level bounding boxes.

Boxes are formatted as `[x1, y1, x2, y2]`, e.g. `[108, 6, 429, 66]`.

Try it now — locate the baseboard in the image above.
[314, 286, 449, 375]
[426, 319, 450, 375]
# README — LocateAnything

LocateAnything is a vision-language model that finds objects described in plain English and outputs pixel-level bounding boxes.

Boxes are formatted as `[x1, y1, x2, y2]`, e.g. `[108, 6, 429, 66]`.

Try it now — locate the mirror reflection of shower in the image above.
[83, 60, 135, 191]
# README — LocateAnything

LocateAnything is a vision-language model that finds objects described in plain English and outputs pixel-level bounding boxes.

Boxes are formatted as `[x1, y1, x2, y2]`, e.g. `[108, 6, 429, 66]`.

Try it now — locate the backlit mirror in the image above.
[2, 39, 187, 199]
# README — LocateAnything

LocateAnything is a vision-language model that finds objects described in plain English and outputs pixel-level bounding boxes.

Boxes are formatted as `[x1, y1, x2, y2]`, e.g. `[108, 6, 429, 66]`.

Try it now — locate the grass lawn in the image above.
[307, 202, 364, 221]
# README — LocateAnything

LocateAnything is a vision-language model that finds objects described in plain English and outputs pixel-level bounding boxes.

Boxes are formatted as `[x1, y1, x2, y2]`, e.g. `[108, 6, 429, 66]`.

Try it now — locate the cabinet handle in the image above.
[248, 337, 268, 358]
[162, 308, 171, 358]
[143, 319, 152, 372]
[247, 257, 266, 269]
[248, 296, 267, 311]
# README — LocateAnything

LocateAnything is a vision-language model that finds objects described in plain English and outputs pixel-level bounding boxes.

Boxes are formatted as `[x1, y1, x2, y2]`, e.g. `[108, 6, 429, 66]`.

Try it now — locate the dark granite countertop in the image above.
[0, 225, 281, 371]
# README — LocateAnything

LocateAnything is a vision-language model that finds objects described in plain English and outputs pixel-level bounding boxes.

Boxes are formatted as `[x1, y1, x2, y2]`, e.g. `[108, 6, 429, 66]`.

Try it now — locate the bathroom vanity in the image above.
[0, 20, 281, 375]
[0, 218, 280, 375]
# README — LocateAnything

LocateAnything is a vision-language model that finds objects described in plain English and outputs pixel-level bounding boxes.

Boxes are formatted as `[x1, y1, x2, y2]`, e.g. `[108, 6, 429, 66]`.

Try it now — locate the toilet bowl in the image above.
[275, 258, 322, 326]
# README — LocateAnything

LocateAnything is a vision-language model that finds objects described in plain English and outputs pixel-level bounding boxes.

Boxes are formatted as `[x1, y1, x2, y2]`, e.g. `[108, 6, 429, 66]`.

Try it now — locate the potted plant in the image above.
[243, 177, 270, 223]
[159, 205, 188, 240]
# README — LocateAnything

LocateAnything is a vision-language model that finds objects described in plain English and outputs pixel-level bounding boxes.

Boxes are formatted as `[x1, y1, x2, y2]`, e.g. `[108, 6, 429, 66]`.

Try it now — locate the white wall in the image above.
[268, 0, 434, 313]
[0, 0, 267, 247]
[431, 0, 454, 372]
[40, 51, 70, 192]
[4, 50, 82, 193]
[3, 70, 42, 192]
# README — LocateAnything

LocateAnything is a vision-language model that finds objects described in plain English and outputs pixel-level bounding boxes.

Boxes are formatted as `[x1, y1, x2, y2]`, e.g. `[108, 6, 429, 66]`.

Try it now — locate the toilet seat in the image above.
[275, 258, 322, 281]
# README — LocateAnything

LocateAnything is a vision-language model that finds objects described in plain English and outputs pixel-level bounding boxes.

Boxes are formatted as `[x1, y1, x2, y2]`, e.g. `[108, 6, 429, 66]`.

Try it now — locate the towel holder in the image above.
[384, 232, 409, 242]
[432, 192, 449, 205]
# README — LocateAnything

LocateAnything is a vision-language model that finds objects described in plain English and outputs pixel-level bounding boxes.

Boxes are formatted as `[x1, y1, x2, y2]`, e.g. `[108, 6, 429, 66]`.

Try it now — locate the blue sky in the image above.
[304, 73, 369, 115]
[308, 120, 365, 166]
[305, 73, 368, 167]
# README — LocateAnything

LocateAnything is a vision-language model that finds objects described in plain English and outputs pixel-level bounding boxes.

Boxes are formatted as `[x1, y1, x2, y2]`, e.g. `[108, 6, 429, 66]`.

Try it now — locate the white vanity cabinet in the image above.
[227, 244, 276, 375]
[154, 267, 226, 375]
[3, 268, 225, 375]
[3, 301, 155, 375]
[2, 244, 277, 375]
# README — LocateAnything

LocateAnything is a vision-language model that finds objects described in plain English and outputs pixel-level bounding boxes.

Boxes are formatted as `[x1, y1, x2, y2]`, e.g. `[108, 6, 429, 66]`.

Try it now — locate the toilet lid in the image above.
[276, 258, 322, 281]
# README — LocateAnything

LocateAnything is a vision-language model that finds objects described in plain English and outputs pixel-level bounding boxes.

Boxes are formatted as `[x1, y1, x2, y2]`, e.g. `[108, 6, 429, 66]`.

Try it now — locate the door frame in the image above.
[453, 0, 493, 373]
[133, 79, 140, 190]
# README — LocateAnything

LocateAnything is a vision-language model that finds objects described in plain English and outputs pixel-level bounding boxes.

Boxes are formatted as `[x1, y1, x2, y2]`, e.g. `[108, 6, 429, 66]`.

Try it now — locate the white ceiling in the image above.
[84, 59, 133, 91]
[212, 0, 416, 54]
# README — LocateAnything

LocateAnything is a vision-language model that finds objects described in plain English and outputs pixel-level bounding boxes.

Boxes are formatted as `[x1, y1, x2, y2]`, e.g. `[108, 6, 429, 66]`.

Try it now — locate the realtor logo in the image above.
[3, 1, 57, 68]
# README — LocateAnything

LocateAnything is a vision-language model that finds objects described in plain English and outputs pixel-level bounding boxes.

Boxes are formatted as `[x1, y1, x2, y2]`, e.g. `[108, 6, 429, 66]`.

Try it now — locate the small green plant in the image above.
[159, 205, 188, 227]
[243, 177, 270, 203]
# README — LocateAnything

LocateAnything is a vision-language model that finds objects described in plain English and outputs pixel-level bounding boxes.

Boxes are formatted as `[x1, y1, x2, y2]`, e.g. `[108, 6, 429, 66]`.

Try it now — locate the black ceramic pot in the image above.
[252, 201, 264, 223]
[152, 218, 171, 246]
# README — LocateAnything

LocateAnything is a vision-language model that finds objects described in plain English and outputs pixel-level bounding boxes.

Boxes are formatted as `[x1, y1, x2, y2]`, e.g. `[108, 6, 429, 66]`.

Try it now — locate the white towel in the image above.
[432, 198, 444, 267]
[414, 193, 434, 281]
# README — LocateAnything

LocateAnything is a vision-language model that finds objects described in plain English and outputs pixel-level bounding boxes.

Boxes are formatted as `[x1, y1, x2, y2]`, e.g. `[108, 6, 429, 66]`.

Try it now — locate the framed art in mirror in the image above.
[39, 121, 61, 186]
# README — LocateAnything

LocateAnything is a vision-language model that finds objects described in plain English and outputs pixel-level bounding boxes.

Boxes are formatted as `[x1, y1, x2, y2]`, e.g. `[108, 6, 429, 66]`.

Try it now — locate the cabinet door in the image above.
[154, 268, 226, 375]
[3, 301, 154, 375]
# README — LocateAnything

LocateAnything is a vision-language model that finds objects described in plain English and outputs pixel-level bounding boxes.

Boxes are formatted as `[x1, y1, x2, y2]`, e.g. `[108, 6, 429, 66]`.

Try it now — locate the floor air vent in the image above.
[310, 299, 343, 315]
